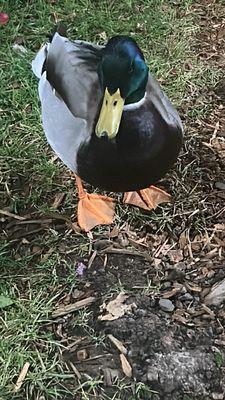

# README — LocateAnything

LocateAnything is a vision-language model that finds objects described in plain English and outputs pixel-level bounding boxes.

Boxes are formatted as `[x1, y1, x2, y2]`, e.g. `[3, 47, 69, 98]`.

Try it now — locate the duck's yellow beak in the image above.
[95, 88, 124, 140]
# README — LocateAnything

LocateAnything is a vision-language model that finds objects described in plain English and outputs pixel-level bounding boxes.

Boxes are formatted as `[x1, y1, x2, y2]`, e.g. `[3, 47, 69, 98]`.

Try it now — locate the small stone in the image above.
[162, 281, 172, 289]
[159, 298, 175, 312]
[215, 182, 225, 190]
[180, 293, 193, 302]
[167, 269, 185, 282]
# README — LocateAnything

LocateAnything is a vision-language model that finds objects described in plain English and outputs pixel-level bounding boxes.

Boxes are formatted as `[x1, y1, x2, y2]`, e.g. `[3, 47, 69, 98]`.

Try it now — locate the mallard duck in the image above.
[32, 28, 183, 231]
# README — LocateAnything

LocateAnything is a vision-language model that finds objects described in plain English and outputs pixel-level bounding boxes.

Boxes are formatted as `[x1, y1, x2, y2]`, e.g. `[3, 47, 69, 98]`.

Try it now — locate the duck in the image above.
[32, 26, 183, 232]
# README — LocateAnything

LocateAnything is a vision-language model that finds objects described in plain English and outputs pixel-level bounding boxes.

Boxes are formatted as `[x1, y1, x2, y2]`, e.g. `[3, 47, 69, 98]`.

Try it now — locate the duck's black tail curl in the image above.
[47, 22, 67, 43]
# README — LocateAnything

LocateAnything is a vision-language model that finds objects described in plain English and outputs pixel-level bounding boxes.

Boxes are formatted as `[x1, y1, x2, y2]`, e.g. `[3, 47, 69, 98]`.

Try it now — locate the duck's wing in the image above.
[32, 33, 103, 172]
[147, 73, 183, 132]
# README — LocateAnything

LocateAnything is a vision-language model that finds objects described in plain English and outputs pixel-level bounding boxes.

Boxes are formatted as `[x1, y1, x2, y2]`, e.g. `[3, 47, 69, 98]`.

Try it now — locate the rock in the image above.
[212, 393, 224, 400]
[215, 182, 225, 190]
[204, 278, 225, 306]
[159, 299, 175, 312]
[146, 349, 216, 395]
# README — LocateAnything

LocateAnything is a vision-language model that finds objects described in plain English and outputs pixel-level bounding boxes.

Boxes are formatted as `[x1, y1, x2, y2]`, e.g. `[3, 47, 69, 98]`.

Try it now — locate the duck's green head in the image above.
[96, 36, 149, 139]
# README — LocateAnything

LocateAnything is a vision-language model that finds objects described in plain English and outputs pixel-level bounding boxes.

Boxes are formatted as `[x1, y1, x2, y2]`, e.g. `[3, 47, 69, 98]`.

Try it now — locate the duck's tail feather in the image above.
[32, 22, 67, 79]
[32, 44, 48, 79]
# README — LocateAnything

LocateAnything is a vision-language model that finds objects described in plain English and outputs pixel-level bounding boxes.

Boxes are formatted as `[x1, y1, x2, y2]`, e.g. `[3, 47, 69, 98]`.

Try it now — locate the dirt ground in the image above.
[1, 1, 225, 399]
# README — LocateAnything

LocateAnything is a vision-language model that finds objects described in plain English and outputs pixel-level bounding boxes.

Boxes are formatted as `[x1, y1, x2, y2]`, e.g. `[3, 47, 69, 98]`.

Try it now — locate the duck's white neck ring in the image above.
[123, 92, 147, 111]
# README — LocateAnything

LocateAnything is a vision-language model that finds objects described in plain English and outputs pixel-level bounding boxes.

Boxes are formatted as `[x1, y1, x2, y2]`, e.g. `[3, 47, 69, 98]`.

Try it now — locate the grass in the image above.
[0, 0, 224, 399]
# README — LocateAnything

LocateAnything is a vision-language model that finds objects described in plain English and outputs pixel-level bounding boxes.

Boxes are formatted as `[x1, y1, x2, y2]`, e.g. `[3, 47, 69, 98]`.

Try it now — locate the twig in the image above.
[0, 209, 26, 220]
[9, 227, 46, 239]
[52, 296, 95, 318]
[101, 246, 152, 262]
[73, 354, 111, 363]
[153, 238, 169, 258]
[68, 361, 81, 379]
[88, 250, 97, 268]
[15, 219, 53, 225]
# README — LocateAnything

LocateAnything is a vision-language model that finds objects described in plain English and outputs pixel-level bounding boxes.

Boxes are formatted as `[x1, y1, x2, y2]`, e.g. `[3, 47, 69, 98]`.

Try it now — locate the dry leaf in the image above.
[168, 249, 183, 263]
[120, 353, 132, 377]
[98, 293, 136, 321]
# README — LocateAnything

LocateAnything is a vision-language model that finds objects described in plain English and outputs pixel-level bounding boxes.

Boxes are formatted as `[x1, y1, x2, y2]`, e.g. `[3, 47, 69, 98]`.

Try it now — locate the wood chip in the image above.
[120, 353, 132, 377]
[179, 231, 187, 249]
[14, 362, 30, 392]
[66, 336, 86, 352]
[185, 282, 202, 293]
[52, 193, 65, 209]
[202, 303, 215, 317]
[107, 334, 127, 354]
[162, 287, 181, 299]
[77, 349, 88, 361]
[172, 312, 190, 325]
[52, 296, 95, 318]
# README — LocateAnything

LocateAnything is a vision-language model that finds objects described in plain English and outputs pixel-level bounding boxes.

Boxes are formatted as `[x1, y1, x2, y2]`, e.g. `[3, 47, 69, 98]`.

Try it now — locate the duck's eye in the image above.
[113, 100, 118, 106]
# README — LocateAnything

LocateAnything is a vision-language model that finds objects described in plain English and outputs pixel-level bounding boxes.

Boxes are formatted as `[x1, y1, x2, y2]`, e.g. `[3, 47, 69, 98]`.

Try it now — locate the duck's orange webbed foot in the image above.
[73, 175, 115, 232]
[123, 185, 172, 210]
